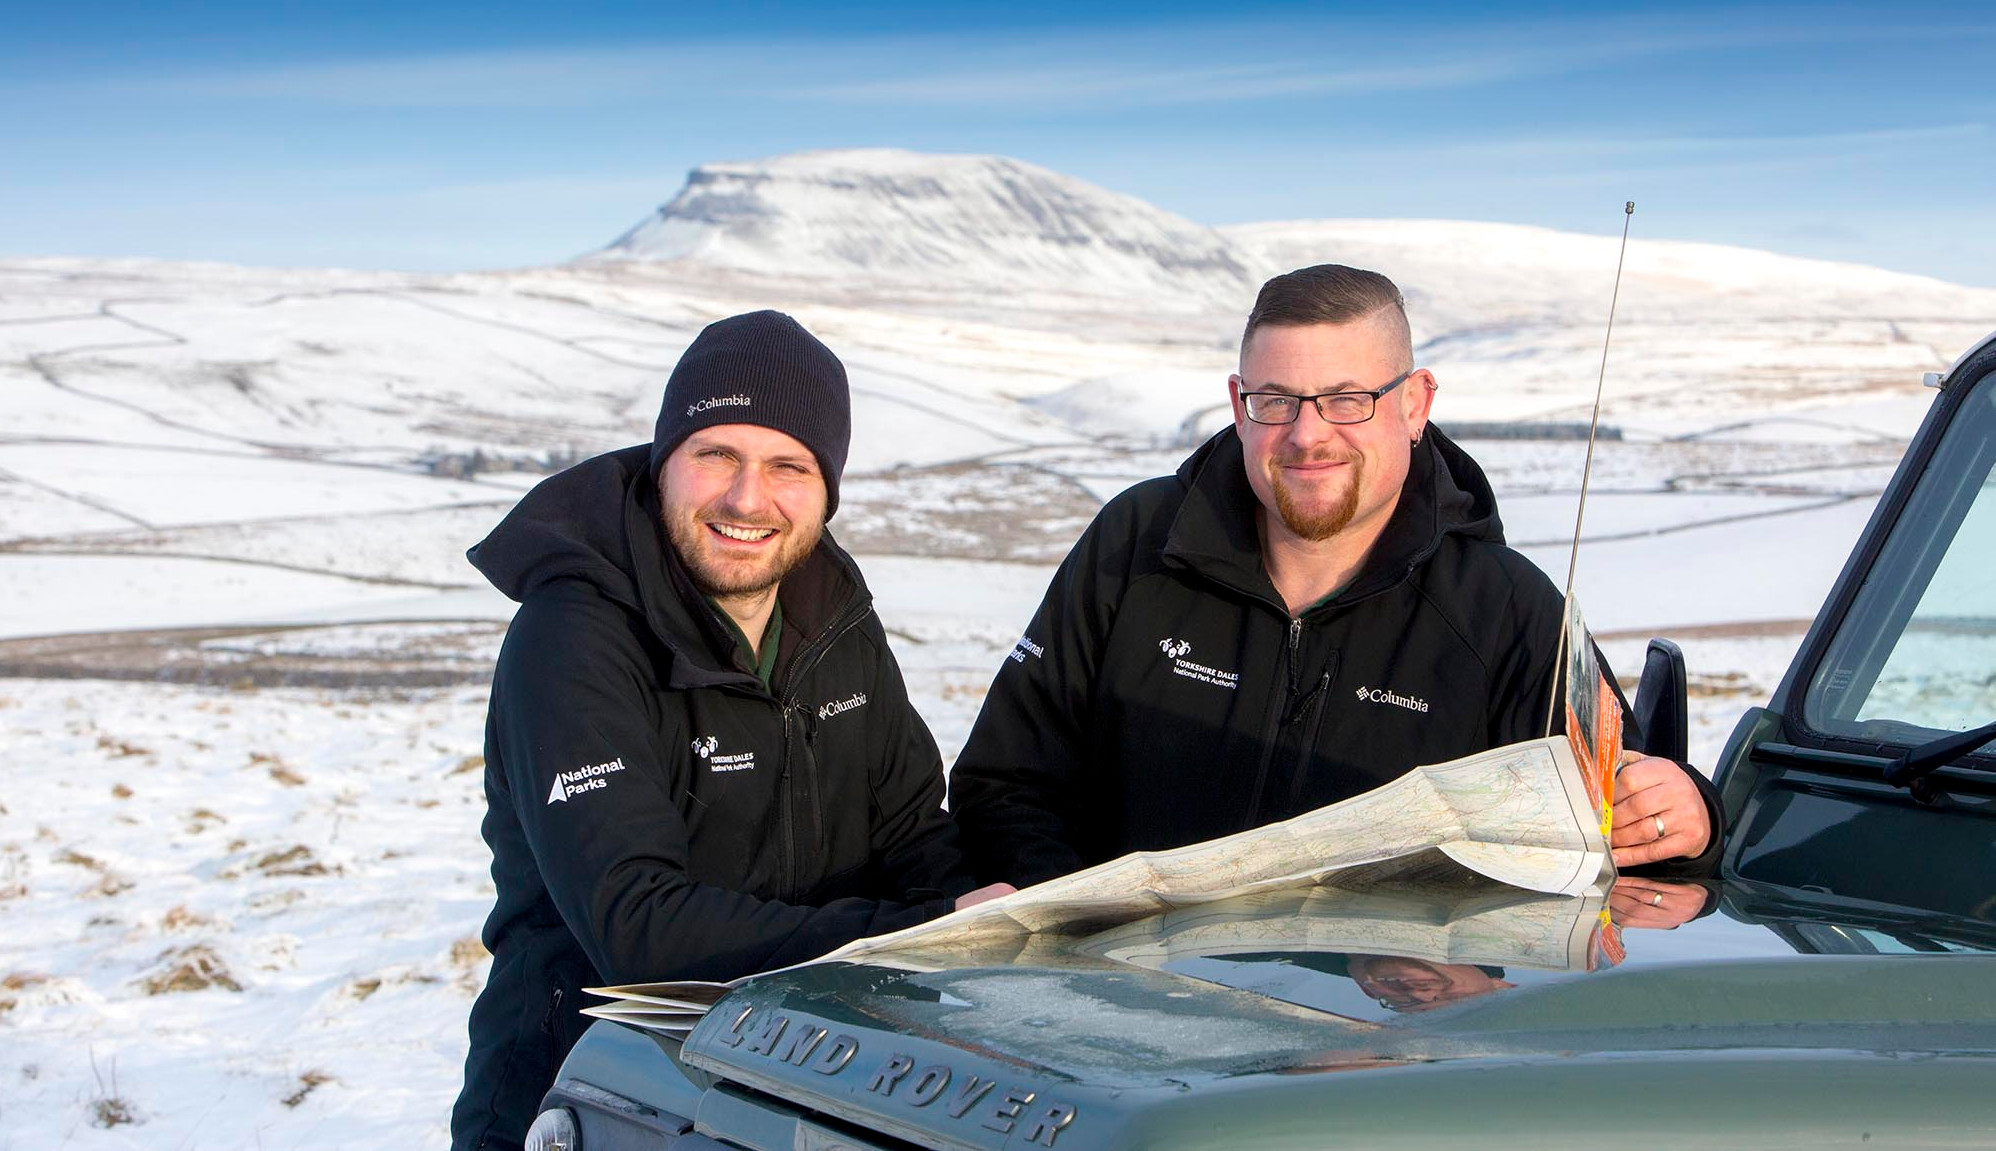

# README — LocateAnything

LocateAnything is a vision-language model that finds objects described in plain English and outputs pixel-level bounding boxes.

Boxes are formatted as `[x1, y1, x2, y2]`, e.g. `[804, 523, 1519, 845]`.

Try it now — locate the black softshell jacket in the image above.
[451, 445, 967, 1151]
[951, 426, 1722, 888]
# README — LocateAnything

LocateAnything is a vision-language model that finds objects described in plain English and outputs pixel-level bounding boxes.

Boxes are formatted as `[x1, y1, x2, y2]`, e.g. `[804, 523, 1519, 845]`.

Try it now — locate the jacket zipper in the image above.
[778, 704, 798, 898]
[1245, 616, 1304, 824]
[774, 602, 871, 900]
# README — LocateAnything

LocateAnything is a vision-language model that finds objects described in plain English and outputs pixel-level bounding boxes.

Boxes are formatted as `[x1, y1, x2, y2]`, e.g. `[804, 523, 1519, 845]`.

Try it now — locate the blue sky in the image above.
[7, 1, 1993, 284]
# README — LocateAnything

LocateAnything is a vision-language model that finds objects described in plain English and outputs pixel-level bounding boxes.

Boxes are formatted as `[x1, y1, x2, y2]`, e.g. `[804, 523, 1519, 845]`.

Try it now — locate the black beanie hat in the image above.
[649, 310, 852, 517]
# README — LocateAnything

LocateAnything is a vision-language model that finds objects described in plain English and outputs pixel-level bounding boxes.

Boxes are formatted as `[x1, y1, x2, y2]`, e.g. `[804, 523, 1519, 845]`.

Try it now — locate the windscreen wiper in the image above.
[1882, 717, 1996, 803]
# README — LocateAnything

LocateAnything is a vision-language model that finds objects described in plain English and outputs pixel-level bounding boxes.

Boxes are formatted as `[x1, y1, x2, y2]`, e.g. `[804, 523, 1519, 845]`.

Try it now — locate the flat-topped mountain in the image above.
[589, 148, 1995, 357]
[591, 148, 1256, 309]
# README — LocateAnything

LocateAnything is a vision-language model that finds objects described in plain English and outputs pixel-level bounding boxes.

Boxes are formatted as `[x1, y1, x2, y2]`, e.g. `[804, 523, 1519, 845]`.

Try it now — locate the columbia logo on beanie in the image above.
[650, 310, 852, 516]
[685, 394, 752, 418]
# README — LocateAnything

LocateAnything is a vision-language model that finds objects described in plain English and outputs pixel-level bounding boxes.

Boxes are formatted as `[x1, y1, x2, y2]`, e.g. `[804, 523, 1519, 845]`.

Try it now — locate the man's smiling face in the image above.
[1231, 315, 1433, 547]
[659, 424, 827, 599]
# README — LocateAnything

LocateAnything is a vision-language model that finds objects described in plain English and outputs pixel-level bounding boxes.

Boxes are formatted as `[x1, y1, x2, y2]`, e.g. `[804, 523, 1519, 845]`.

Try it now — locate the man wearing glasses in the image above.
[950, 264, 1717, 890]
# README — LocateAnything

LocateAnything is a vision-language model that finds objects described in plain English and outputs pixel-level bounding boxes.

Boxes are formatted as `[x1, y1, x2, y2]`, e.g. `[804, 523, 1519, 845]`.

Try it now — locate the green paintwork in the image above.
[665, 895, 1996, 1151]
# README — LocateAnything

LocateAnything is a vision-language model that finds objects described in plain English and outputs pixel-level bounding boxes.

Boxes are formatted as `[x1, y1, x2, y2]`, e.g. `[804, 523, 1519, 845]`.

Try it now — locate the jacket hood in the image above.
[1164, 423, 1505, 606]
[467, 444, 867, 688]
[469, 444, 655, 612]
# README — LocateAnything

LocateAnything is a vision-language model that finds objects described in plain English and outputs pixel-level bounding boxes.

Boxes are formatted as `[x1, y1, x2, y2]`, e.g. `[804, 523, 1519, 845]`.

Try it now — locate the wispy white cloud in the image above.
[782, 13, 1996, 110]
[1641, 122, 1987, 153]
[1418, 122, 1988, 165]
[1207, 121, 1991, 228]
[53, 11, 1992, 113]
[789, 56, 1536, 106]
[140, 45, 731, 107]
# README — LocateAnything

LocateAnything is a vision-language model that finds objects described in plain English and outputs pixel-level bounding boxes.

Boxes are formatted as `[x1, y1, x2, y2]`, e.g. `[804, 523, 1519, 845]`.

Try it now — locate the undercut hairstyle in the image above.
[1241, 264, 1413, 370]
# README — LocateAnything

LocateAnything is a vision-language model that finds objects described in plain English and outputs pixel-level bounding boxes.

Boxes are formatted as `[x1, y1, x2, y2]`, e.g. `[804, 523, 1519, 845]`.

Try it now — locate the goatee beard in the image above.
[1269, 452, 1362, 542]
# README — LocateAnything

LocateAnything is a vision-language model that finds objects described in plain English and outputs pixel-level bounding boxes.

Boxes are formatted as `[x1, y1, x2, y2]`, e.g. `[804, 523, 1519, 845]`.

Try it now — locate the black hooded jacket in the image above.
[450, 445, 967, 1151]
[950, 426, 1721, 888]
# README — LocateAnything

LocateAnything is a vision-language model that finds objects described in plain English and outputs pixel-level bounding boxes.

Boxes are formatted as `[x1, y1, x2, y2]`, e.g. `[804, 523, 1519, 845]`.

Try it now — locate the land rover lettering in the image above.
[944, 1076, 997, 1118]
[717, 1004, 755, 1047]
[981, 1088, 1036, 1134]
[809, 1035, 859, 1075]
[865, 1054, 914, 1094]
[1024, 1101, 1078, 1146]
[771, 1023, 828, 1066]
[742, 1013, 788, 1056]
[904, 1065, 950, 1106]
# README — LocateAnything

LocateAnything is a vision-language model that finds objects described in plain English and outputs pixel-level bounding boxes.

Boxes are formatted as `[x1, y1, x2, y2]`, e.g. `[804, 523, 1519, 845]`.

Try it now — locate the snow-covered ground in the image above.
[3, 148, 1992, 1146]
[0, 677, 494, 1148]
[0, 617, 1808, 1148]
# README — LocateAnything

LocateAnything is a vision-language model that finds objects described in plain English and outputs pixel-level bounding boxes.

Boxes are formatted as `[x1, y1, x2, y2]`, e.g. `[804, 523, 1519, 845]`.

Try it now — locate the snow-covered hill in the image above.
[593, 149, 1256, 312]
[6, 149, 1994, 642]
[1226, 216, 1996, 329]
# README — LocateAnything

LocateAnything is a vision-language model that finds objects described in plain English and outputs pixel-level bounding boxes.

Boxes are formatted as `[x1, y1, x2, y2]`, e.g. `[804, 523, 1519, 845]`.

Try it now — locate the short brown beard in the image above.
[661, 496, 822, 600]
[1268, 451, 1362, 541]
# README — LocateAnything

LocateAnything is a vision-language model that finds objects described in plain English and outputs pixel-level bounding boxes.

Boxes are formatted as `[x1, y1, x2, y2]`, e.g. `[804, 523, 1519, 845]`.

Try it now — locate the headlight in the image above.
[523, 1106, 580, 1151]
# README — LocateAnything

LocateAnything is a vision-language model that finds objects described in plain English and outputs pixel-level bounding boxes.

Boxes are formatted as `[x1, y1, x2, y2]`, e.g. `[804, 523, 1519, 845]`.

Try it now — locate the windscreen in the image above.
[1802, 369, 1996, 742]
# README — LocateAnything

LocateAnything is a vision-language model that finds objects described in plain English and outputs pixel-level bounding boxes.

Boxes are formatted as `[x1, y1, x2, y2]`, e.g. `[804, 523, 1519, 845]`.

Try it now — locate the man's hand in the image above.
[955, 882, 1017, 911]
[1608, 877, 1706, 929]
[1610, 755, 1712, 867]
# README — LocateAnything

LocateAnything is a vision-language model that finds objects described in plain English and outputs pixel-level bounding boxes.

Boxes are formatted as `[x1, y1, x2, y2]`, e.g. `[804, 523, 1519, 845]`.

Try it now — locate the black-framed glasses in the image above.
[1238, 370, 1413, 426]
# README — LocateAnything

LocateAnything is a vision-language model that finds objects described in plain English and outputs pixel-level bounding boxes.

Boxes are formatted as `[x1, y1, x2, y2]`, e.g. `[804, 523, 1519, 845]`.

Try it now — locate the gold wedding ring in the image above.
[1652, 814, 1666, 839]
[1649, 891, 1665, 906]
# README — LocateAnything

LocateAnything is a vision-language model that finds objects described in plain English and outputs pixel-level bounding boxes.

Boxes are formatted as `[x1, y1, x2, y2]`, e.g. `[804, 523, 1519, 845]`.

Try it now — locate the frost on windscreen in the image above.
[1857, 473, 1996, 733]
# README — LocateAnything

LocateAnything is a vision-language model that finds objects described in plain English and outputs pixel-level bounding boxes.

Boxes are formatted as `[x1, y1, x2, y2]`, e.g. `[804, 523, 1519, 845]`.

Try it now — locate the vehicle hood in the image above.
[677, 877, 1996, 1150]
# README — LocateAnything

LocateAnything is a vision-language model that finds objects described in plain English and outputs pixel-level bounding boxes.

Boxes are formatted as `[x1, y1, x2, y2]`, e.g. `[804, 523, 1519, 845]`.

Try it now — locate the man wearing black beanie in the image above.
[451, 311, 1012, 1151]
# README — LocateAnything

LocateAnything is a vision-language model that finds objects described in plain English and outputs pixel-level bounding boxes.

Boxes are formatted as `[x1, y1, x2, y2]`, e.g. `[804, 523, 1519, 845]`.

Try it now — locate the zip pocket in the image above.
[540, 985, 567, 1082]
[1282, 668, 1332, 726]
[540, 986, 564, 1033]
[1287, 669, 1336, 812]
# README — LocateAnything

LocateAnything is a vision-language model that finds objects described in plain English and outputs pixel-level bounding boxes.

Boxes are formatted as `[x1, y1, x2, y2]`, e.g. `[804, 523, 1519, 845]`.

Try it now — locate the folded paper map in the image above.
[587, 601, 1624, 1034]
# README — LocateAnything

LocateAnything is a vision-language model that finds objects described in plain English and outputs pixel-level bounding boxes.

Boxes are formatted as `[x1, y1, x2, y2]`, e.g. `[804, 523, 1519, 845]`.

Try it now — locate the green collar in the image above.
[710, 597, 784, 689]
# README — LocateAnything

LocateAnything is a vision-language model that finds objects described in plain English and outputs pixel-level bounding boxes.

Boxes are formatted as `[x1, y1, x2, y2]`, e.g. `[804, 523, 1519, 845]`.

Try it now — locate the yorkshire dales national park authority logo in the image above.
[686, 394, 752, 418]
[1355, 686, 1431, 714]
[546, 757, 627, 805]
[692, 735, 756, 773]
[1157, 637, 1237, 691]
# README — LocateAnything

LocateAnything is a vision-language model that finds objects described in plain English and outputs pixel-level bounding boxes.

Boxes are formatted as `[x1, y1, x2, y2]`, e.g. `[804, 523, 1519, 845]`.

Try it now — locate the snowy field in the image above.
[0, 620, 1812, 1148]
[3, 150, 1993, 1146]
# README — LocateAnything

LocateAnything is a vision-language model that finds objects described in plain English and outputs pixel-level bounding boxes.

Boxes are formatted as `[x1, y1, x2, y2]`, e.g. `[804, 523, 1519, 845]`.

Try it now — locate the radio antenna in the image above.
[1545, 201, 1635, 739]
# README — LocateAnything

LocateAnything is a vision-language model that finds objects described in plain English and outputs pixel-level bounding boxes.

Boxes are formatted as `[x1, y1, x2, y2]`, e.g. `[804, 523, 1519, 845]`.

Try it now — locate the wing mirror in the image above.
[1631, 638, 1689, 763]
